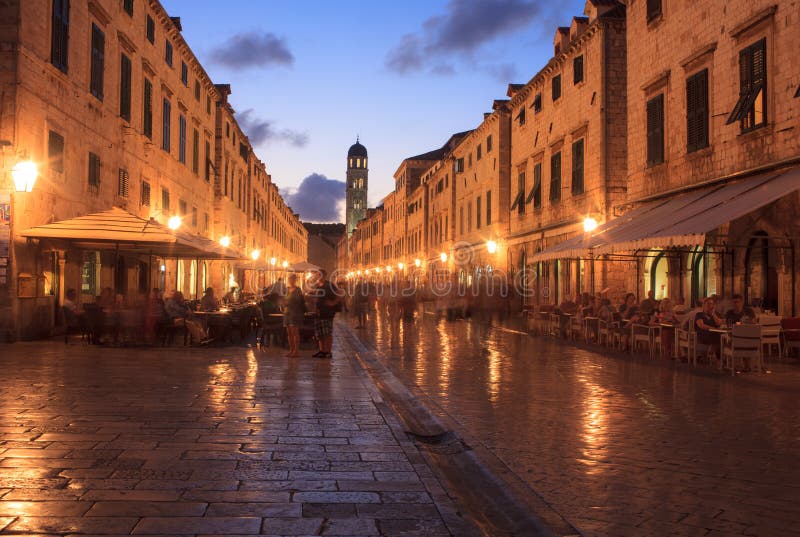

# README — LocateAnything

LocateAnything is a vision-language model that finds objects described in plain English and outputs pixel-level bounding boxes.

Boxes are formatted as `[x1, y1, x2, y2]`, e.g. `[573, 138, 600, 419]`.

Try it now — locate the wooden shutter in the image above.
[550, 153, 561, 202]
[90, 24, 104, 100]
[120, 53, 132, 121]
[118, 168, 129, 197]
[571, 139, 584, 195]
[686, 69, 708, 152]
[552, 75, 561, 101]
[88, 153, 100, 187]
[143, 78, 153, 138]
[573, 56, 584, 84]
[141, 181, 150, 206]
[646, 0, 662, 22]
[51, 0, 70, 72]
[646, 94, 664, 166]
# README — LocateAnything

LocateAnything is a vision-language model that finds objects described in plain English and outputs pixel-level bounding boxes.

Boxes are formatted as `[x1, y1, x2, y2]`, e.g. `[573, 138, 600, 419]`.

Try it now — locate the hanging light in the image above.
[269, 257, 276, 266]
[583, 217, 598, 233]
[220, 236, 231, 248]
[11, 160, 38, 192]
[251, 249, 261, 261]
[486, 240, 498, 254]
[440, 252, 448, 263]
[414, 259, 421, 268]
[398, 262, 405, 270]
[282, 260, 288, 268]
[167, 215, 182, 230]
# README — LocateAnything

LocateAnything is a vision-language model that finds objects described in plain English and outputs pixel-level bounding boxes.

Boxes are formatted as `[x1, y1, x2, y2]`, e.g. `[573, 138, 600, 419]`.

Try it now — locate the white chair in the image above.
[721, 324, 763, 375]
[569, 315, 582, 341]
[675, 328, 697, 365]
[549, 313, 561, 337]
[758, 315, 782, 358]
[597, 319, 610, 347]
[630, 324, 652, 356]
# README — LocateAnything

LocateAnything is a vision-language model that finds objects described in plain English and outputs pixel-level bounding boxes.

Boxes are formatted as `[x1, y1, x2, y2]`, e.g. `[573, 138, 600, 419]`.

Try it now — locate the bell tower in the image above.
[345, 138, 368, 236]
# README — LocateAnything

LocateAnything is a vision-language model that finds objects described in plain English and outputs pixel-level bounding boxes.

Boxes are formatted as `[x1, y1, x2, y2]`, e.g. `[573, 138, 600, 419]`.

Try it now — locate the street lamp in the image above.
[398, 262, 404, 270]
[167, 215, 182, 230]
[11, 160, 38, 193]
[386, 265, 392, 272]
[440, 252, 448, 263]
[583, 217, 599, 233]
[414, 259, 421, 268]
[251, 249, 260, 261]
[219, 235, 231, 248]
[269, 257, 276, 266]
[486, 240, 498, 254]
[281, 260, 288, 269]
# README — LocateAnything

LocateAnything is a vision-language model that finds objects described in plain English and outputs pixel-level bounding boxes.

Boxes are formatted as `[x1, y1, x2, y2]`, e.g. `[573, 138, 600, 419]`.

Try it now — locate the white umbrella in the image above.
[287, 261, 321, 272]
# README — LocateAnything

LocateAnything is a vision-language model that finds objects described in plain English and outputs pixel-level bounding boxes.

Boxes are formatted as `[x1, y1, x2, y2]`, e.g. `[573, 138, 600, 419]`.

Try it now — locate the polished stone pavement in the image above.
[0, 339, 470, 536]
[347, 306, 800, 537]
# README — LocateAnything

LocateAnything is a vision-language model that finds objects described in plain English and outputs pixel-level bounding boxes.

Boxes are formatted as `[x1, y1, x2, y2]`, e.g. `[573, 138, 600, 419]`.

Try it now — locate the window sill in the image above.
[686, 145, 713, 160]
[737, 122, 771, 140]
[647, 13, 664, 29]
[645, 160, 667, 171]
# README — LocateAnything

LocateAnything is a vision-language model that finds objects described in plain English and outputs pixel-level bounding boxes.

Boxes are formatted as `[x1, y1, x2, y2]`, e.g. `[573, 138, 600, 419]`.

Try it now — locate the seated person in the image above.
[639, 289, 659, 316]
[725, 294, 755, 325]
[259, 292, 281, 316]
[200, 287, 219, 311]
[695, 297, 723, 361]
[223, 286, 238, 304]
[165, 291, 191, 323]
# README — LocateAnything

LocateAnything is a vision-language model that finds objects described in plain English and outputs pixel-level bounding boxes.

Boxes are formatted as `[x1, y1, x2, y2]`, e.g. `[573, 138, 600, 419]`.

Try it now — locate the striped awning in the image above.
[20, 206, 243, 260]
[530, 165, 800, 262]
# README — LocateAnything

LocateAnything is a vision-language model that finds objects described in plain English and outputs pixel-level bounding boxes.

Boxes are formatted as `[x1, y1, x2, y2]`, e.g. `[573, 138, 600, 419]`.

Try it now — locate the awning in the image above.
[531, 165, 800, 262]
[20, 206, 243, 260]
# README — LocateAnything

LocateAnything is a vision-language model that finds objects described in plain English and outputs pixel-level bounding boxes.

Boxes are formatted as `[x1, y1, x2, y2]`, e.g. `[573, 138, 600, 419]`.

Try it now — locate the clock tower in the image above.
[345, 138, 368, 236]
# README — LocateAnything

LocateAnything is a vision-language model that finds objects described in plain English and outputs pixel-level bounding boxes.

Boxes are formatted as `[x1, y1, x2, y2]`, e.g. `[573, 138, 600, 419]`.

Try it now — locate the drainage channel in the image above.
[337, 321, 580, 537]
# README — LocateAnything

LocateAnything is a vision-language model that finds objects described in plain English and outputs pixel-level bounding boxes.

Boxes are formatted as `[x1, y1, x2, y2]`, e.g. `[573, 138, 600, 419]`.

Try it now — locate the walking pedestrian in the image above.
[354, 279, 370, 328]
[312, 269, 340, 358]
[283, 273, 305, 357]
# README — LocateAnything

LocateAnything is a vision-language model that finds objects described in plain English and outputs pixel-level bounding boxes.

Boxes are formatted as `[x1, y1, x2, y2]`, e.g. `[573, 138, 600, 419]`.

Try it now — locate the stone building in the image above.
[450, 103, 511, 293]
[508, 0, 628, 307]
[303, 223, 344, 275]
[0, 0, 306, 339]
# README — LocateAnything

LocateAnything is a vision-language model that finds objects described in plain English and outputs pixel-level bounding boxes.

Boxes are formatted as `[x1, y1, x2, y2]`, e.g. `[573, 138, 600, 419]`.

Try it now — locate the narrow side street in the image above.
[0, 341, 474, 537]
[343, 305, 800, 537]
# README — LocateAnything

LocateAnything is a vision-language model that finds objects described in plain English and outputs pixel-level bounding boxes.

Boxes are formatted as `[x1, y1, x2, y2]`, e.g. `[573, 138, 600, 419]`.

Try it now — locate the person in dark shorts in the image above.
[313, 269, 341, 358]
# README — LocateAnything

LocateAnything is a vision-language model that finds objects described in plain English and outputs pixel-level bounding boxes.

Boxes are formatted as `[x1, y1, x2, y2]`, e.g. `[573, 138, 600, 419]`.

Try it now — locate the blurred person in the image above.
[725, 294, 755, 325]
[695, 297, 723, 364]
[200, 287, 218, 311]
[312, 269, 341, 358]
[283, 274, 305, 357]
[353, 279, 371, 329]
[144, 288, 165, 344]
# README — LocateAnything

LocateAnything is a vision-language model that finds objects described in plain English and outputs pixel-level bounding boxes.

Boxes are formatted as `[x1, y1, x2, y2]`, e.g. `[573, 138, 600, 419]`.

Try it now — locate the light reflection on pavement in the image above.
[347, 303, 800, 537]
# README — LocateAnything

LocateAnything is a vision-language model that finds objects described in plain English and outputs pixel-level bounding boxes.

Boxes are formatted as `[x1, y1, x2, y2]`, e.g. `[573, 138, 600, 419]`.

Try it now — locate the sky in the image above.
[160, 0, 587, 222]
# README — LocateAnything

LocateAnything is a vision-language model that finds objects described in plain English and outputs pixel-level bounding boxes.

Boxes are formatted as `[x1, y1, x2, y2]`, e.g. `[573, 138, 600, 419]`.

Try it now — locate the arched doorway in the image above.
[745, 232, 778, 311]
[649, 252, 668, 300]
[690, 248, 706, 307]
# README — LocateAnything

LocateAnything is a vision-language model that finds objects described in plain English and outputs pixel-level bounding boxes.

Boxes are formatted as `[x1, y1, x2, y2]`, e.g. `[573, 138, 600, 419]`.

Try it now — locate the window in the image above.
[532, 93, 542, 113]
[123, 0, 133, 16]
[178, 114, 186, 164]
[571, 139, 584, 195]
[88, 152, 100, 188]
[164, 40, 173, 66]
[529, 162, 542, 209]
[161, 187, 170, 213]
[141, 180, 150, 206]
[486, 190, 492, 225]
[467, 203, 472, 232]
[192, 129, 199, 174]
[48, 131, 64, 173]
[454, 158, 464, 173]
[516, 172, 526, 215]
[89, 24, 105, 100]
[552, 74, 561, 101]
[646, 94, 665, 166]
[119, 53, 131, 121]
[117, 168, 129, 197]
[550, 152, 562, 202]
[476, 196, 482, 229]
[516, 106, 526, 126]
[146, 14, 154, 44]
[477, 143, 482, 161]
[50, 0, 70, 72]
[206, 95, 211, 115]
[647, 0, 662, 22]
[194, 80, 200, 101]
[686, 69, 709, 152]
[486, 134, 493, 152]
[143, 78, 153, 139]
[192, 207, 198, 227]
[459, 206, 464, 235]
[180, 61, 188, 86]
[179, 199, 187, 216]
[204, 140, 211, 181]
[573, 55, 584, 84]
[727, 39, 767, 132]
[162, 98, 171, 152]
[468, 153, 473, 168]
[204, 212, 209, 231]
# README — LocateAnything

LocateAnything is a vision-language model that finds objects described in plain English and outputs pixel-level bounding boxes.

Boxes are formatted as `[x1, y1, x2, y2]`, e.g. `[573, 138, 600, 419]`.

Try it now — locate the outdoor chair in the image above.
[675, 327, 697, 365]
[597, 319, 610, 347]
[780, 317, 800, 358]
[630, 324, 654, 357]
[569, 315, 582, 341]
[62, 306, 88, 344]
[549, 313, 561, 337]
[721, 324, 762, 375]
[758, 315, 782, 358]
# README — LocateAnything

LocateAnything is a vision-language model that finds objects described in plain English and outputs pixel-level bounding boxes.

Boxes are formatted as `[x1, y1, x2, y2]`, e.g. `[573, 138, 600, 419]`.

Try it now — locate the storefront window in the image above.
[81, 251, 99, 297]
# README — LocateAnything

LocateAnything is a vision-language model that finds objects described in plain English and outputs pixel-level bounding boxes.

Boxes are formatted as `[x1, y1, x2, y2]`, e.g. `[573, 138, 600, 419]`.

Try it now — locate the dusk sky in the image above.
[160, 0, 587, 222]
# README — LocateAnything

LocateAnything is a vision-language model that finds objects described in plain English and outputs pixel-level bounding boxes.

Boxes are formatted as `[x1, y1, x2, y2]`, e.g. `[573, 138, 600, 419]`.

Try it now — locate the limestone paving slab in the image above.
[0, 341, 465, 536]
[347, 307, 800, 537]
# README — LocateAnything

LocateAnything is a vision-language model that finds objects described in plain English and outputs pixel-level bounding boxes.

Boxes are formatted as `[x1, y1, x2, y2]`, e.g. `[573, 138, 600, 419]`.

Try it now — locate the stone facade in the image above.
[0, 0, 306, 339]
[345, 141, 368, 236]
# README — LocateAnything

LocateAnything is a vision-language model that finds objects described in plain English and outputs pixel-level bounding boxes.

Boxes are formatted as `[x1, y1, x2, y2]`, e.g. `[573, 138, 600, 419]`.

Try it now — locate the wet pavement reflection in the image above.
[348, 304, 800, 536]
